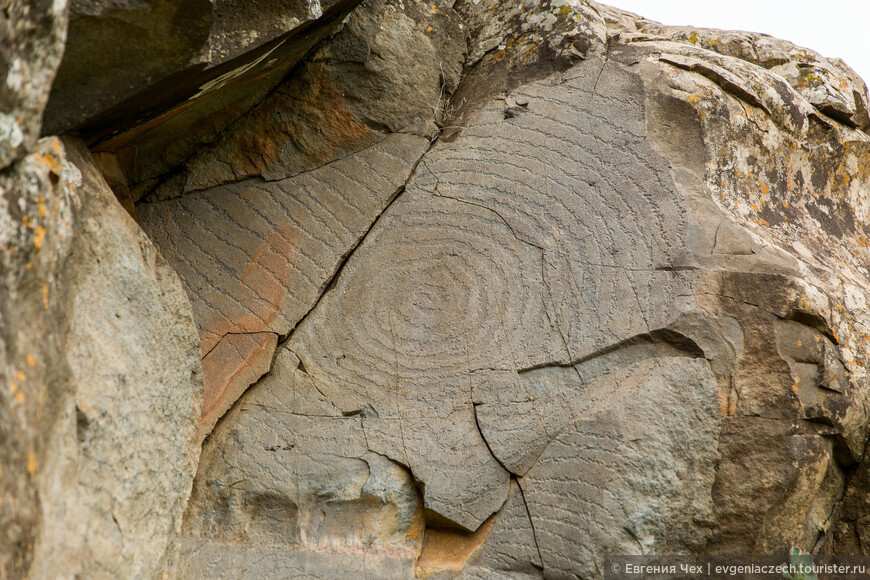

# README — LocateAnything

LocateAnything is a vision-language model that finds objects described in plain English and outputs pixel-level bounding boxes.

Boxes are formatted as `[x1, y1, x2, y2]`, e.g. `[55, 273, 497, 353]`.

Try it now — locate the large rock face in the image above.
[6, 0, 870, 578]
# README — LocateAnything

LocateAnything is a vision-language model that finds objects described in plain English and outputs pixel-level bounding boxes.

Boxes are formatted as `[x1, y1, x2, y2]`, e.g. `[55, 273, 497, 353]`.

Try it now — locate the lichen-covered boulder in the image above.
[1, 134, 205, 579]
[1, 5, 204, 575]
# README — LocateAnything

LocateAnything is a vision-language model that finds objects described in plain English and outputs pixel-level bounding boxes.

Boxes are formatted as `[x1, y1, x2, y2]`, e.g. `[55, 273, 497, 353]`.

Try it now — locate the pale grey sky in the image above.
[603, 1, 870, 86]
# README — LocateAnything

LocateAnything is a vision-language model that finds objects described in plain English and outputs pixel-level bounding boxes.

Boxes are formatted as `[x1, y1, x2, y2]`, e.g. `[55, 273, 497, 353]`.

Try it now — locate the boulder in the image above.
[0, 9, 203, 573]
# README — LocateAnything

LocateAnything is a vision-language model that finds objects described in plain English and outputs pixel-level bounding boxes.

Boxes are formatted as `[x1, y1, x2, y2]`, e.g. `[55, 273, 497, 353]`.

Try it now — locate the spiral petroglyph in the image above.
[272, 58, 705, 533]
[138, 134, 430, 353]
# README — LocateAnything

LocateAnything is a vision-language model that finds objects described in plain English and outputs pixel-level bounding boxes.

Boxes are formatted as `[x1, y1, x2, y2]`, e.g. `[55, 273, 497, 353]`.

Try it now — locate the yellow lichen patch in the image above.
[782, 200, 790, 209]
[33, 225, 46, 249]
[26, 354, 35, 367]
[32, 139, 63, 175]
[15, 392, 23, 404]
[688, 32, 699, 43]
[27, 452, 37, 475]
[760, 183, 769, 196]
[10, 384, 16, 395]
[431, 4, 438, 13]
[15, 371, 25, 382]
[22, 215, 33, 228]
[33, 151, 62, 175]
[41, 284, 49, 310]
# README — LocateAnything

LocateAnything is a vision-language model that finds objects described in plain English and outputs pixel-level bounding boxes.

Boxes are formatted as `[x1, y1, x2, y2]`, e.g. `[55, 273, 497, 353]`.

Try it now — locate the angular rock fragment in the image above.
[200, 332, 278, 441]
[44, 0, 354, 136]
[521, 358, 719, 576]
[54, 0, 365, 202]
[182, 348, 424, 578]
[147, 0, 466, 200]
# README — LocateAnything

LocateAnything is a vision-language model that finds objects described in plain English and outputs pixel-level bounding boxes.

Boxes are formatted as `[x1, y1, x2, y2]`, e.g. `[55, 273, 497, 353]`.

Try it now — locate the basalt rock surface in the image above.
[5, 0, 870, 578]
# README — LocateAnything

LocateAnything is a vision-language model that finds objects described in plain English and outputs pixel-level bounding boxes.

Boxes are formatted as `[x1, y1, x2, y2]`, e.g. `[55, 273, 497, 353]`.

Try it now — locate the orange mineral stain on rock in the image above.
[197, 226, 297, 356]
[198, 332, 279, 442]
[415, 516, 496, 578]
[37, 195, 47, 219]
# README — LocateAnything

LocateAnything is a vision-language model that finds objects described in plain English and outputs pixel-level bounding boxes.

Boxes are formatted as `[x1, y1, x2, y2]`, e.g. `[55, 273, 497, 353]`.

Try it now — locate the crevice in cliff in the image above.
[471, 401, 511, 476]
[814, 405, 870, 554]
[515, 477, 545, 572]
[118, 2, 364, 207]
[273, 149, 435, 355]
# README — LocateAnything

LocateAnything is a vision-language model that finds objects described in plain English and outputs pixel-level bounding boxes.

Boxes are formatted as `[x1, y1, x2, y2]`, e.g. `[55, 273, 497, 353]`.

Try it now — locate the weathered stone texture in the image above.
[7, 0, 870, 577]
[0, 8, 203, 572]
[0, 136, 76, 580]
[137, 133, 430, 438]
[43, 0, 352, 135]
[50, 0, 365, 207]
[147, 0, 466, 201]
[161, 0, 870, 576]
[1, 134, 203, 578]
[181, 348, 423, 578]
[29, 137, 203, 579]
[0, 0, 68, 169]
